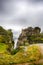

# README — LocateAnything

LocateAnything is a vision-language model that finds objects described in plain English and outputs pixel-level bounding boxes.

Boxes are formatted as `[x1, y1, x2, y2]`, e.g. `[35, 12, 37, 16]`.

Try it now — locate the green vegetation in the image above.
[0, 44, 42, 65]
[11, 48, 19, 55]
[0, 26, 14, 53]
[0, 43, 14, 65]
[27, 34, 43, 43]
[13, 45, 41, 64]
[0, 43, 8, 53]
[0, 26, 43, 65]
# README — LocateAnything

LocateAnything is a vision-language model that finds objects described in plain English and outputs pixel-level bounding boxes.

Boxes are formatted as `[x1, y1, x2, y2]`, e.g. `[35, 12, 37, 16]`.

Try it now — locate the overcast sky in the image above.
[0, 0, 43, 38]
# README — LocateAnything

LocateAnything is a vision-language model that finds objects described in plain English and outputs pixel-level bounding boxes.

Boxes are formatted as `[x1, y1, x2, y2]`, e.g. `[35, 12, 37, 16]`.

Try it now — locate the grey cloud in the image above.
[0, 0, 43, 31]
[27, 0, 43, 3]
[35, 13, 43, 27]
[0, 0, 27, 15]
[0, 0, 16, 15]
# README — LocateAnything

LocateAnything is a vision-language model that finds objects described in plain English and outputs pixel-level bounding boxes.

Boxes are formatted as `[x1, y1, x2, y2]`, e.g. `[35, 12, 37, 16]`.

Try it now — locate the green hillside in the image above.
[0, 26, 43, 65]
[13, 45, 41, 64]
[0, 43, 43, 65]
[0, 43, 8, 53]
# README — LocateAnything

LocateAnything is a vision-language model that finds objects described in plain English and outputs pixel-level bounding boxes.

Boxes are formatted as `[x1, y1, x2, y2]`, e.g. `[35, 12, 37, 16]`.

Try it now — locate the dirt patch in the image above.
[13, 63, 32, 65]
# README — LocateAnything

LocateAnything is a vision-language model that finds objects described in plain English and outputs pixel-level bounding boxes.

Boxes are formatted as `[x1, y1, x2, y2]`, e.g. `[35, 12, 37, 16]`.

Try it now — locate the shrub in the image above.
[11, 49, 19, 55]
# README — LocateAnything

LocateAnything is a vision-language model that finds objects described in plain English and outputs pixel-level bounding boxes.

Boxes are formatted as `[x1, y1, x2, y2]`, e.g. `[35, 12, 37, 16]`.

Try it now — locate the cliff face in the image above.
[17, 27, 41, 46]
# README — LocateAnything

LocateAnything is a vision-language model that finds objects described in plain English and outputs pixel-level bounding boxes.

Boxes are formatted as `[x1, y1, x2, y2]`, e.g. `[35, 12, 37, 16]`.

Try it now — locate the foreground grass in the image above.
[0, 43, 43, 65]
[13, 45, 41, 64]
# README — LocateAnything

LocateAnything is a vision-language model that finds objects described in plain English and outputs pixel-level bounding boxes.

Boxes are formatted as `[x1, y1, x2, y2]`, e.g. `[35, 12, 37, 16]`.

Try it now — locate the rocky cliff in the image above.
[17, 27, 42, 47]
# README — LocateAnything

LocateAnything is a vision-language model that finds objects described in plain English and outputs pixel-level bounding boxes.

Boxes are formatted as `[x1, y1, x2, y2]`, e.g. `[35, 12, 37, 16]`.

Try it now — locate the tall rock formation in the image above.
[0, 26, 14, 51]
[17, 27, 41, 47]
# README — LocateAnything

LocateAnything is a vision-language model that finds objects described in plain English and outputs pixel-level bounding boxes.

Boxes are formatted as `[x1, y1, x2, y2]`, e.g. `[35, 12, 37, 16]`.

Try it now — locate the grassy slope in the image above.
[0, 43, 43, 65]
[13, 45, 41, 64]
[0, 43, 14, 65]
[0, 43, 8, 53]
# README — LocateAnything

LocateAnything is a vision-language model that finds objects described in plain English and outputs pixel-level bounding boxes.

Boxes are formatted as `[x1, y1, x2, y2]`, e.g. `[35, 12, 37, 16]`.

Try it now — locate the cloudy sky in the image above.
[0, 0, 43, 39]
